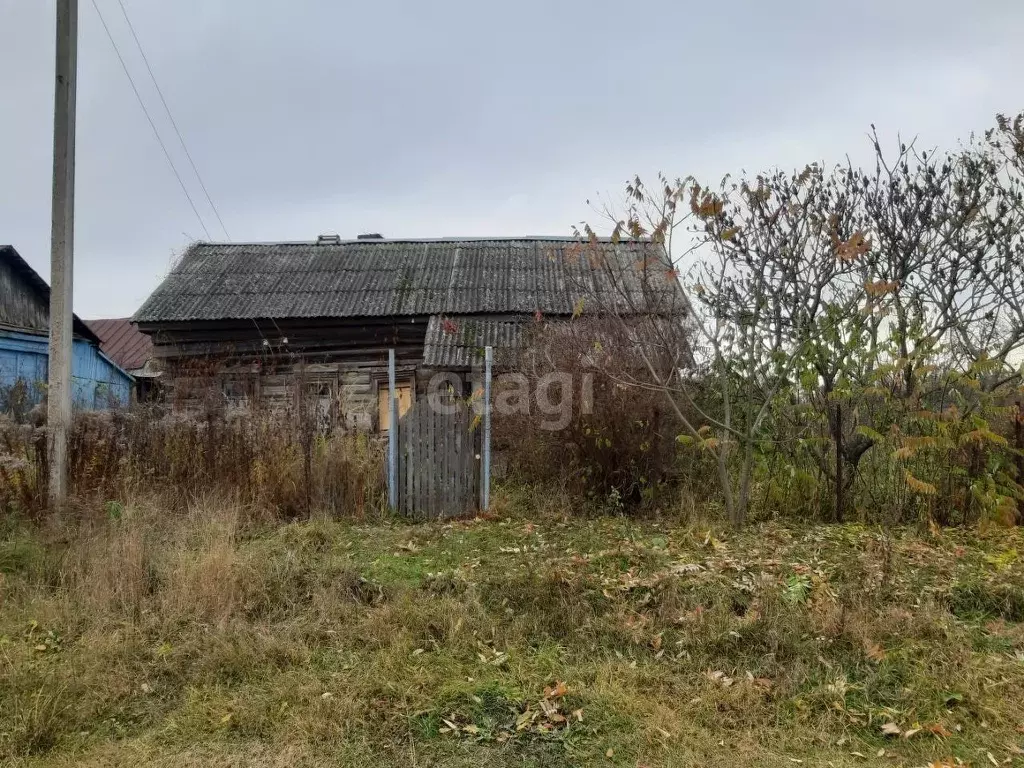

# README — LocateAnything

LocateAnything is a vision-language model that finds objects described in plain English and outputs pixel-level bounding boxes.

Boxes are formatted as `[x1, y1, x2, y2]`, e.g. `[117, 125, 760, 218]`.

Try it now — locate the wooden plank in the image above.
[452, 415, 460, 518]
[457, 407, 467, 516]
[438, 410, 446, 518]
[444, 409, 452, 518]
[442, 409, 450, 518]
[420, 405, 429, 519]
[439, 408, 447, 518]
[446, 409, 454, 518]
[455, 406, 464, 517]
[472, 413, 480, 514]
[413, 406, 423, 518]
[462, 409, 468, 518]
[401, 411, 409, 514]
[468, 407, 477, 515]
[426, 407, 436, 518]
[427, 406, 436, 519]
[403, 410, 412, 515]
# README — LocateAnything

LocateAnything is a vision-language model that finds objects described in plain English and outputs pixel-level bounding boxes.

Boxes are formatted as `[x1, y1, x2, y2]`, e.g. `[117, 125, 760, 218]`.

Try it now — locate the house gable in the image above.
[0, 245, 100, 342]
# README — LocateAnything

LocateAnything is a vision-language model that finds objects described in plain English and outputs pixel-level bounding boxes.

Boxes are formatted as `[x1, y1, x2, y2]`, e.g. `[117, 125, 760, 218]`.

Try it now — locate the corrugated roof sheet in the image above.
[133, 238, 683, 323]
[423, 315, 525, 368]
[85, 318, 153, 370]
[424, 313, 694, 370]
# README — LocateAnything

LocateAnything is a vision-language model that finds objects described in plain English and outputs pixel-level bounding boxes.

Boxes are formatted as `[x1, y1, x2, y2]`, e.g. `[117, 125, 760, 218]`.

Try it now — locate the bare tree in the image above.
[570, 167, 860, 526]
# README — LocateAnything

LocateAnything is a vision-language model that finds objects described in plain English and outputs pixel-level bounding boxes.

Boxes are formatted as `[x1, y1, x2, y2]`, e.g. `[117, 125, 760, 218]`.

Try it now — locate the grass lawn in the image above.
[2, 487, 1024, 766]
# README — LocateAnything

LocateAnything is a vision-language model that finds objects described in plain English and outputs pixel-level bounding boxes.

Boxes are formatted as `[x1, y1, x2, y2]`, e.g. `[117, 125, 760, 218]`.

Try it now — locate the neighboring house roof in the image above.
[423, 315, 525, 369]
[133, 237, 684, 324]
[85, 318, 153, 370]
[0, 245, 100, 344]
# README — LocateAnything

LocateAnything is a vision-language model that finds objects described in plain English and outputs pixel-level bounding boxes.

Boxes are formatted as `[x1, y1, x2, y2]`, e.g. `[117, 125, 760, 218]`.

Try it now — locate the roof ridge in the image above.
[191, 236, 637, 247]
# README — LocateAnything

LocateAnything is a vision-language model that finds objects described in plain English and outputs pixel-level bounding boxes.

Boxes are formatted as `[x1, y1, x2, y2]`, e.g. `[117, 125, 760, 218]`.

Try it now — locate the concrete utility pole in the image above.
[47, 0, 79, 507]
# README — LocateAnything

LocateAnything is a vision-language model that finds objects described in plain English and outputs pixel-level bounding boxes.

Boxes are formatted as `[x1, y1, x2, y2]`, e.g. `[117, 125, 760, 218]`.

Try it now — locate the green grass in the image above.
[1, 488, 1024, 766]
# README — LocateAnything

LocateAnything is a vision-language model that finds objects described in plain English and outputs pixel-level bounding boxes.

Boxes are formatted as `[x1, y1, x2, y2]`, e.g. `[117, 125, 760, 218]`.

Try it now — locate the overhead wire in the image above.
[114, 0, 231, 240]
[89, 0, 212, 240]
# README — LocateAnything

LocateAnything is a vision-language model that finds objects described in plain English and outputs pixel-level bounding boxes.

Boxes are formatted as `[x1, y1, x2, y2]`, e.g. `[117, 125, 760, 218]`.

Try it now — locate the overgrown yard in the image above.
[2, 488, 1024, 767]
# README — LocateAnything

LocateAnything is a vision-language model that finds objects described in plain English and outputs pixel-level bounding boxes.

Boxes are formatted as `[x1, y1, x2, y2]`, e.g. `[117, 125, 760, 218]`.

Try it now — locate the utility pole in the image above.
[47, 0, 78, 507]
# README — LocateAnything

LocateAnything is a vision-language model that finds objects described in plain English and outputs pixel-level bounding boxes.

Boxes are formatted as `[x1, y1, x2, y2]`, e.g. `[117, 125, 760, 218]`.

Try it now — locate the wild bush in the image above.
[494, 318, 710, 512]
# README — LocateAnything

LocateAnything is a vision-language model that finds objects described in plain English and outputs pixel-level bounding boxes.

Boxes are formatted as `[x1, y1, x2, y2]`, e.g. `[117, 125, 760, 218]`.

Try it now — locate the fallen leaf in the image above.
[987, 753, 998, 766]
[864, 642, 886, 662]
[880, 722, 902, 737]
[876, 748, 886, 757]
[544, 681, 569, 699]
[902, 727, 921, 739]
[606, 747, 614, 758]
[462, 724, 479, 735]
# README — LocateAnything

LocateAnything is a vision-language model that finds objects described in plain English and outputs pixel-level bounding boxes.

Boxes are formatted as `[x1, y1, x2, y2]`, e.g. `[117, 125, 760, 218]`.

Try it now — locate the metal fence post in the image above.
[388, 348, 398, 510]
[482, 346, 492, 511]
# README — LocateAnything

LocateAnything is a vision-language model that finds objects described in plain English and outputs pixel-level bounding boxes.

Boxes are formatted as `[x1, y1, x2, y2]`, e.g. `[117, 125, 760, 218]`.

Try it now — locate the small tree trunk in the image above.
[1016, 400, 1024, 483]
[716, 437, 738, 526]
[833, 401, 844, 523]
[736, 438, 754, 528]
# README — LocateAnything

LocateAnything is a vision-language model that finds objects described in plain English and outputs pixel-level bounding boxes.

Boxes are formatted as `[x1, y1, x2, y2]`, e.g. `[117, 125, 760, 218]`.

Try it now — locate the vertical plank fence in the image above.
[387, 346, 492, 519]
[397, 401, 480, 518]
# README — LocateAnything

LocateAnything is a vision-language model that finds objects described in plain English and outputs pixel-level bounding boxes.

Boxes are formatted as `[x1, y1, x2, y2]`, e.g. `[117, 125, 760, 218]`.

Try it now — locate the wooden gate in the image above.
[397, 400, 480, 519]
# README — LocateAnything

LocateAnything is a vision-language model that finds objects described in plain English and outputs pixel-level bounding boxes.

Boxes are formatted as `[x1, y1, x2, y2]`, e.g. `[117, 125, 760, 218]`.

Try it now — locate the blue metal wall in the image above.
[0, 329, 132, 410]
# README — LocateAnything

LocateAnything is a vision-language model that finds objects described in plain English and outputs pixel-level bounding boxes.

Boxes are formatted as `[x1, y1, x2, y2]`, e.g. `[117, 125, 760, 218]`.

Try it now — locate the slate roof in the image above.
[133, 238, 683, 323]
[85, 318, 153, 370]
[423, 313, 693, 370]
[423, 315, 525, 369]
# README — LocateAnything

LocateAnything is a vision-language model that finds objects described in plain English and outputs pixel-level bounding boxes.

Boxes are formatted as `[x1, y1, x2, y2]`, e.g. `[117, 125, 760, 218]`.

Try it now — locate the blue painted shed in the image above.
[0, 245, 132, 412]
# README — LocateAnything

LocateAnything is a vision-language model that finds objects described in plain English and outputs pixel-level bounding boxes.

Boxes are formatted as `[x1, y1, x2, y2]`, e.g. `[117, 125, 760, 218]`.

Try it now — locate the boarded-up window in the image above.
[222, 374, 258, 405]
[378, 382, 412, 431]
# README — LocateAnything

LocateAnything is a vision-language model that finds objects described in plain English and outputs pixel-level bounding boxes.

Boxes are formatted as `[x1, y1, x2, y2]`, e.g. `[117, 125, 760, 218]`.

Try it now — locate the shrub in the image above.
[494, 318, 700, 512]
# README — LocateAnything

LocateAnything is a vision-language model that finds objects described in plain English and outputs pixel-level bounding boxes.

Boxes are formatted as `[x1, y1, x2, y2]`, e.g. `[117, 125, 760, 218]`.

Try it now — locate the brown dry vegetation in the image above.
[0, 407, 385, 519]
[2, 483, 1024, 767]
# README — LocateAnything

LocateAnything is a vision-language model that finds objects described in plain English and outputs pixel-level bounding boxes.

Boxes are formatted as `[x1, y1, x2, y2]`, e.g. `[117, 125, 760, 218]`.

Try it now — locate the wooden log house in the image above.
[132, 235, 686, 430]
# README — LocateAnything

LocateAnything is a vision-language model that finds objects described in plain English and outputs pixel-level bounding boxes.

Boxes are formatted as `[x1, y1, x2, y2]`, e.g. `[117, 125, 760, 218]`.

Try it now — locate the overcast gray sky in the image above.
[2, 1, 1022, 318]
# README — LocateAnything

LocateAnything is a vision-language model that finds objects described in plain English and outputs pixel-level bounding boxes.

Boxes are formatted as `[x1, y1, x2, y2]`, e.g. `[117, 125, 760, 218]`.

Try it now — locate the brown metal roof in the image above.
[84, 318, 153, 370]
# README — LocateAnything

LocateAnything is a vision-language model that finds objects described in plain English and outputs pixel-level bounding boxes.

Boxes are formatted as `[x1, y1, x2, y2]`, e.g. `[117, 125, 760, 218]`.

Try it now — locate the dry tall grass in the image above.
[0, 401, 386, 521]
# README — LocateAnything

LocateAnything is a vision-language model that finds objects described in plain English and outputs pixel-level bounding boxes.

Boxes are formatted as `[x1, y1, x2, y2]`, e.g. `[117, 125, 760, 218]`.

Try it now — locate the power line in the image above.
[89, 0, 212, 240]
[114, 0, 231, 240]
